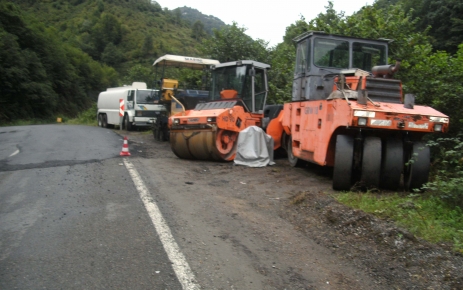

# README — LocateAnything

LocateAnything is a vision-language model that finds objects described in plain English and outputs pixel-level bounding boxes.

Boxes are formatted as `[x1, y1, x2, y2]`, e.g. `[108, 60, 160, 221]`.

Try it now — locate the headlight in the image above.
[434, 124, 443, 132]
[354, 110, 375, 118]
[358, 117, 367, 126]
[207, 117, 216, 123]
[430, 116, 449, 123]
[173, 118, 180, 125]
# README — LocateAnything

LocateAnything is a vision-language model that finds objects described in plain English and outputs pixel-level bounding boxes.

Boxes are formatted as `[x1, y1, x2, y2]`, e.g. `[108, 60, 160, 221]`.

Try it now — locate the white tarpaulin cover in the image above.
[234, 126, 275, 167]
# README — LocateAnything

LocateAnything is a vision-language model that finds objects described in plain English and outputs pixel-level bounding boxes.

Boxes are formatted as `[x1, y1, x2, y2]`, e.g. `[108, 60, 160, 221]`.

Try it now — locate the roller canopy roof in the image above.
[153, 54, 220, 69]
[215, 60, 270, 70]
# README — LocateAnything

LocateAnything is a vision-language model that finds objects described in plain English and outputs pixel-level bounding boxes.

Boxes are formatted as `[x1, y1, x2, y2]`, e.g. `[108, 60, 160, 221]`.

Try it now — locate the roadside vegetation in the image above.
[66, 103, 98, 126]
[0, 118, 59, 127]
[0, 104, 98, 127]
[334, 189, 463, 253]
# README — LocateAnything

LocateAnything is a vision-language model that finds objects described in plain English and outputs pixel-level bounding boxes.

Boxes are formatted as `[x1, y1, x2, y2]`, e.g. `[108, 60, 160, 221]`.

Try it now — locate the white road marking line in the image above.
[9, 149, 19, 157]
[123, 159, 200, 290]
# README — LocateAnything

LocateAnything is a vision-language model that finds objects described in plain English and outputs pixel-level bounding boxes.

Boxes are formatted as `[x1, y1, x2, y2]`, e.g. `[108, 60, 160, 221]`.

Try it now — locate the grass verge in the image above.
[66, 103, 97, 126]
[0, 118, 58, 126]
[0, 104, 98, 127]
[333, 191, 463, 253]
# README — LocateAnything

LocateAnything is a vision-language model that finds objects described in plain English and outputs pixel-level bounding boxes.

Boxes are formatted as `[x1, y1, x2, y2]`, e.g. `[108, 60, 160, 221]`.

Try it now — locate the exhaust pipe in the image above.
[372, 59, 401, 78]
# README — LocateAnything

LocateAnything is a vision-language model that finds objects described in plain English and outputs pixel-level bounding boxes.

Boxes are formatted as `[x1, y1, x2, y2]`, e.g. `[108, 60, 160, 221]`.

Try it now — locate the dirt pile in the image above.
[282, 190, 463, 289]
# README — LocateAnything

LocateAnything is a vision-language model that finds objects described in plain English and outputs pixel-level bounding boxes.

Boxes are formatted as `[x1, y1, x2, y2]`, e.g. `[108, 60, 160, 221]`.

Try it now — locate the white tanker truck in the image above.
[97, 82, 166, 130]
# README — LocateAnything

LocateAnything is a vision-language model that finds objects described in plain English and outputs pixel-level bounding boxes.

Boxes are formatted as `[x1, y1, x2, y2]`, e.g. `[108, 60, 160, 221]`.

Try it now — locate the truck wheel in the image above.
[98, 114, 103, 127]
[332, 135, 354, 190]
[102, 114, 108, 128]
[152, 128, 158, 140]
[287, 136, 304, 167]
[125, 114, 132, 131]
[159, 128, 170, 141]
[155, 128, 162, 141]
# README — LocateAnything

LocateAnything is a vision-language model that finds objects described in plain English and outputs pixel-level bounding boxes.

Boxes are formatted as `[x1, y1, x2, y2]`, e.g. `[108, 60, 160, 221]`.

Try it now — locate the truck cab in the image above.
[97, 82, 166, 131]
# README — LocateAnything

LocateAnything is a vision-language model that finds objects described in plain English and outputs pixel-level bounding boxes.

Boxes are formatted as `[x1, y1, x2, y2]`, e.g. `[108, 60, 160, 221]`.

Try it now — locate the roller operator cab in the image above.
[268, 31, 449, 191]
[169, 60, 270, 161]
[151, 55, 220, 141]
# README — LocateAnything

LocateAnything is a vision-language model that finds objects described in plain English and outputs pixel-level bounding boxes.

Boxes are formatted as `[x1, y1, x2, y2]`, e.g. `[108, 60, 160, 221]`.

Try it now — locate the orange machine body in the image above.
[278, 97, 449, 167]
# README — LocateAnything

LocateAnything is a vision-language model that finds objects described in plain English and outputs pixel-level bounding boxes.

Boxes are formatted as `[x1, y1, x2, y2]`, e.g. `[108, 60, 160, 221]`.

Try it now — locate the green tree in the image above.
[0, 2, 57, 120]
[101, 42, 125, 66]
[141, 34, 153, 56]
[200, 22, 268, 63]
[97, 0, 104, 13]
[344, 4, 430, 61]
[374, 0, 463, 54]
[123, 64, 153, 87]
[0, 2, 118, 123]
[404, 44, 463, 135]
[282, 18, 310, 46]
[307, 1, 347, 34]
[91, 13, 122, 57]
[191, 20, 206, 40]
[267, 42, 295, 104]
[413, 0, 463, 54]
[173, 8, 182, 26]
[372, 0, 401, 10]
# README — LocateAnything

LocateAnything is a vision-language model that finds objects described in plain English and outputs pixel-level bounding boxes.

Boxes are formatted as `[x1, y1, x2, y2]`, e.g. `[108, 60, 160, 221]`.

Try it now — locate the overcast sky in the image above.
[156, 0, 374, 47]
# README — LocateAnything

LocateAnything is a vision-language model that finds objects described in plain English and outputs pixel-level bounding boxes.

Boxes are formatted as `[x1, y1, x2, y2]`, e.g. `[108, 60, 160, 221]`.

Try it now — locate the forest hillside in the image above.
[0, 0, 226, 121]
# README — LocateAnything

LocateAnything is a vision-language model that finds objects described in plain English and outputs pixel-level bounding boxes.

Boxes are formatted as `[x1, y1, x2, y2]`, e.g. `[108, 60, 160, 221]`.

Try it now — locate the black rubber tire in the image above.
[98, 114, 103, 127]
[404, 141, 430, 191]
[152, 128, 158, 140]
[102, 114, 108, 128]
[361, 137, 382, 189]
[287, 136, 304, 167]
[160, 128, 170, 141]
[125, 114, 132, 131]
[332, 135, 354, 190]
[380, 138, 403, 190]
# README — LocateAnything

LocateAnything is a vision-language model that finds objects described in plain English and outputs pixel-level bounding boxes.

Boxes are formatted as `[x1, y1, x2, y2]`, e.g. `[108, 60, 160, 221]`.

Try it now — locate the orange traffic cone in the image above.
[120, 136, 131, 156]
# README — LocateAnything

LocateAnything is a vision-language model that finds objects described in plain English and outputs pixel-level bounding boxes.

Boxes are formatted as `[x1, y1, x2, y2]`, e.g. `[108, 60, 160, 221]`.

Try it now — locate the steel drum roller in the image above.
[170, 129, 238, 161]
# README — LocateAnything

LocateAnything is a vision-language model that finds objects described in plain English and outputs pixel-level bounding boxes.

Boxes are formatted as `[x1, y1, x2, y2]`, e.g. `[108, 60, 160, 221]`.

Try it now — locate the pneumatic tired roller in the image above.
[169, 60, 270, 161]
[265, 31, 449, 191]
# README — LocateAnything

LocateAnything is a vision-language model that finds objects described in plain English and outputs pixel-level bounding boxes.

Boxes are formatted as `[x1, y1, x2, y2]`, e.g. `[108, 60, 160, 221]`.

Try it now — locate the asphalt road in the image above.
[1, 125, 398, 290]
[0, 125, 183, 289]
